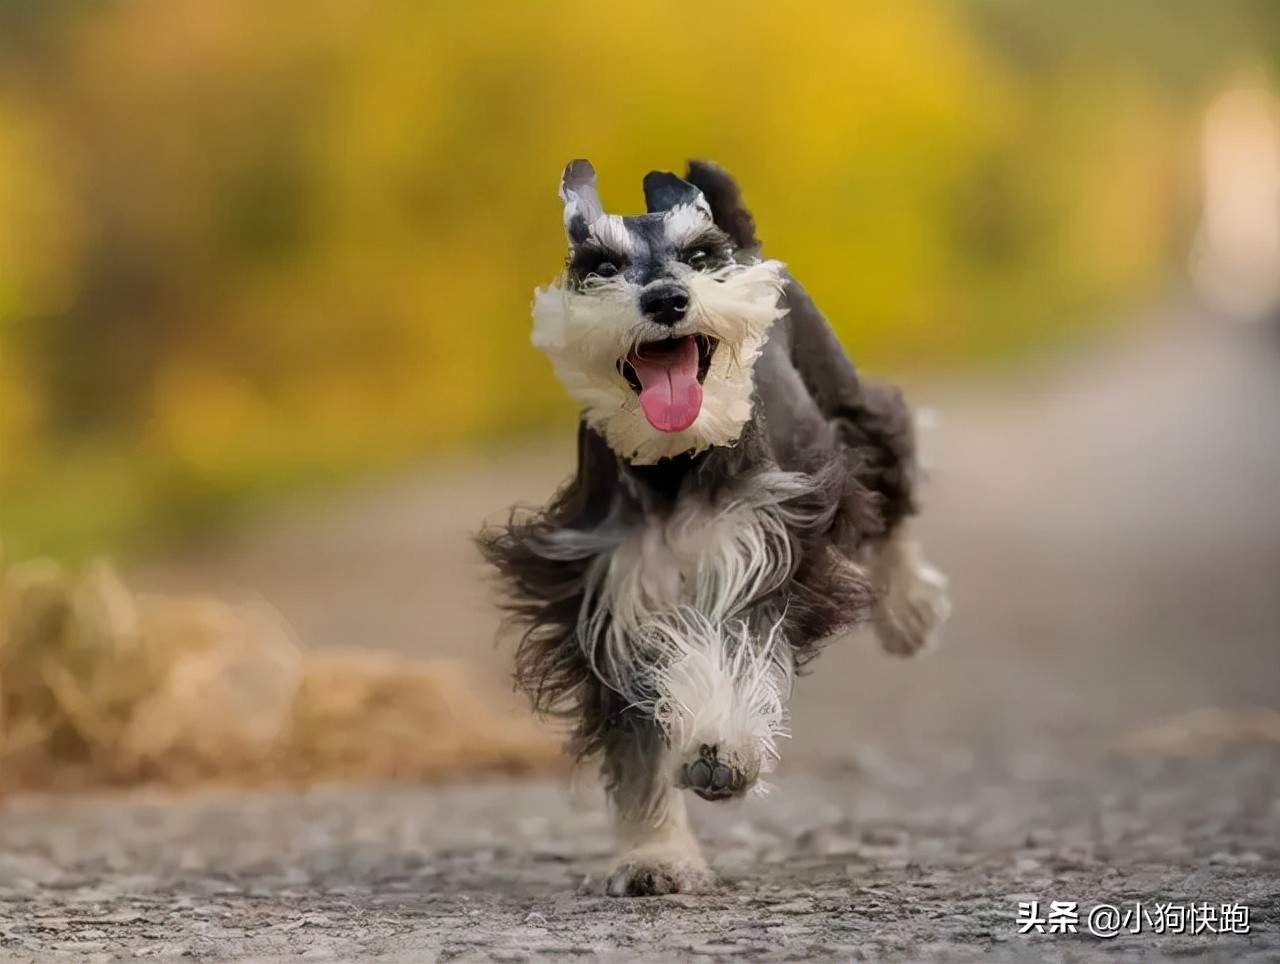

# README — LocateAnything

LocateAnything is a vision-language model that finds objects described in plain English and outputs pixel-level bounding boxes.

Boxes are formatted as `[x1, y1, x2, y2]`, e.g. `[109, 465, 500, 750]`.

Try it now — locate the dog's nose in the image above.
[639, 285, 689, 326]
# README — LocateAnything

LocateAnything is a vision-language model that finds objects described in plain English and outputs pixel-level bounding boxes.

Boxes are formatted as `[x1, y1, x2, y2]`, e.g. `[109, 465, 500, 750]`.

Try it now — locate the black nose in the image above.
[639, 285, 689, 326]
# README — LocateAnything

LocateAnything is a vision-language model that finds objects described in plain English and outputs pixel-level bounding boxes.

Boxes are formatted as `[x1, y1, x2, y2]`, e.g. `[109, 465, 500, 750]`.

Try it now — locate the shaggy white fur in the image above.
[645, 610, 792, 785]
[531, 259, 788, 464]
[584, 214, 633, 255]
[663, 200, 716, 247]
[543, 469, 823, 788]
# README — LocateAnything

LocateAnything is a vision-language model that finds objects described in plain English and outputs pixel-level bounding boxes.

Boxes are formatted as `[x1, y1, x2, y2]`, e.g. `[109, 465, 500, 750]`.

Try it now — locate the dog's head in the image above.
[532, 160, 786, 465]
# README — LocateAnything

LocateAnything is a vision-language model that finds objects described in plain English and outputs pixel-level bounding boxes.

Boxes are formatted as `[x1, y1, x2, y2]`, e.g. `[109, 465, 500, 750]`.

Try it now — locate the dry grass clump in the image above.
[1118, 707, 1280, 759]
[0, 554, 561, 795]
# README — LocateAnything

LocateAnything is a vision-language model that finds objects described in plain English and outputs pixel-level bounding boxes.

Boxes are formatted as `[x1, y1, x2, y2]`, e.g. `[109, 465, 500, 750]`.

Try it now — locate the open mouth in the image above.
[617, 334, 718, 433]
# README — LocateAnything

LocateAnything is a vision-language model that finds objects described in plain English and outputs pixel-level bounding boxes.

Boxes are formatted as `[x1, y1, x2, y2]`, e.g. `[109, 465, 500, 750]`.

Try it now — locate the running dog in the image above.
[480, 159, 949, 896]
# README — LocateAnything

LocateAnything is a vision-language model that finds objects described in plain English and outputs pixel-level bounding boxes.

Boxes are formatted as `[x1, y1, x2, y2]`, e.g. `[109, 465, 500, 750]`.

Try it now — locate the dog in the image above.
[480, 159, 949, 896]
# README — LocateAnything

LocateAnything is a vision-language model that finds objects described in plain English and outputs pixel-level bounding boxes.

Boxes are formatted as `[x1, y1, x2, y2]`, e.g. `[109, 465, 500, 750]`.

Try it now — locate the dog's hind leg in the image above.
[601, 713, 715, 897]
[868, 519, 950, 657]
[780, 277, 950, 652]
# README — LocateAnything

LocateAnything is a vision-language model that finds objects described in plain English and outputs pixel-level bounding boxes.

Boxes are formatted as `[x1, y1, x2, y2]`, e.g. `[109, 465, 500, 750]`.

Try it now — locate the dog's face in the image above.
[532, 160, 786, 465]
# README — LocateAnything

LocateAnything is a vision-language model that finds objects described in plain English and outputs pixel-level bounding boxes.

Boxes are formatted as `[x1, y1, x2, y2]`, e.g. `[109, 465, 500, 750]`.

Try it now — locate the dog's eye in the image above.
[684, 249, 712, 271]
[569, 246, 627, 282]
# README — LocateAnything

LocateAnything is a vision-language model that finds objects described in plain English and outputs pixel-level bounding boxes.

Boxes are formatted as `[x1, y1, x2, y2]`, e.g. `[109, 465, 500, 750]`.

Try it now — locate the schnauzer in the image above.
[480, 159, 949, 896]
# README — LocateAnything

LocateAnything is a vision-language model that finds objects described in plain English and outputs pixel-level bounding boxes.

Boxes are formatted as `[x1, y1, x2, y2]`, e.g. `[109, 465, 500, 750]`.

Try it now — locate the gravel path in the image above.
[1, 754, 1277, 961]
[3, 312, 1279, 960]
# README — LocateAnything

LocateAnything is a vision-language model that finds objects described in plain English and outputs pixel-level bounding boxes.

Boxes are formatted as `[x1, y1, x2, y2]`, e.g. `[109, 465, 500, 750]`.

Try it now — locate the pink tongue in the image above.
[629, 336, 703, 433]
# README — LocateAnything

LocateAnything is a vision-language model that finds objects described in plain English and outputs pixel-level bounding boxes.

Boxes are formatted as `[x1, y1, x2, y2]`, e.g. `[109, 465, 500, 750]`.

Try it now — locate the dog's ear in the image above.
[643, 170, 711, 218]
[684, 160, 760, 253]
[560, 159, 603, 244]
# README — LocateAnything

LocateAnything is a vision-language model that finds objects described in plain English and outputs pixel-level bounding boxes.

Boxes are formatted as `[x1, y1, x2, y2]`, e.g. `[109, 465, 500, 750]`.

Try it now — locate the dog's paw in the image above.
[875, 560, 950, 657]
[678, 743, 758, 801]
[605, 856, 716, 897]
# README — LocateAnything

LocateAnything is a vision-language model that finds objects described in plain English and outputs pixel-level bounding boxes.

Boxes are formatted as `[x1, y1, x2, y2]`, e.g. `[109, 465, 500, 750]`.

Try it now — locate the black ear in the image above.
[560, 159, 603, 242]
[684, 159, 760, 252]
[643, 170, 707, 214]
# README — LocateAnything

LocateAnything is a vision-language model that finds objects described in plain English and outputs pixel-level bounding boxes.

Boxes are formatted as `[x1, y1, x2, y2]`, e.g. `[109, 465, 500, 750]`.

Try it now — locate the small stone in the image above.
[1024, 828, 1055, 848]
[132, 942, 191, 957]
[489, 951, 530, 963]
[94, 913, 143, 925]
[690, 944, 749, 956]
[529, 947, 593, 957]
[861, 827, 907, 848]
[46, 874, 98, 890]
[1053, 841, 1096, 867]
[767, 924, 811, 937]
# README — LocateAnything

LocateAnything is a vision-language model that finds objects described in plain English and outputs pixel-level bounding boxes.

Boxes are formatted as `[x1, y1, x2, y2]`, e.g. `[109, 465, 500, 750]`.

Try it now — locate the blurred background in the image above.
[1, 0, 1276, 562]
[1, 0, 1279, 794]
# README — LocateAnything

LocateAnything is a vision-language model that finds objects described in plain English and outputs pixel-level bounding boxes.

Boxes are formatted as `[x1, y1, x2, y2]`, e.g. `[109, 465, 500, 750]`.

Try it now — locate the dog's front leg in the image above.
[601, 714, 715, 897]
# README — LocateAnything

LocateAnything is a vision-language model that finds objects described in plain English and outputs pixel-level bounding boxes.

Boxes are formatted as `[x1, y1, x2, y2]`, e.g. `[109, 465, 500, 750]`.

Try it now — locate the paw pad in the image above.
[680, 744, 755, 800]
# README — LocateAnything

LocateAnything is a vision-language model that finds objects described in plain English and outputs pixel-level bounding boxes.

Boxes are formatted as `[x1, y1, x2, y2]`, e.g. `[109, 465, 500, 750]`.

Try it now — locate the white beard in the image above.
[531, 260, 788, 464]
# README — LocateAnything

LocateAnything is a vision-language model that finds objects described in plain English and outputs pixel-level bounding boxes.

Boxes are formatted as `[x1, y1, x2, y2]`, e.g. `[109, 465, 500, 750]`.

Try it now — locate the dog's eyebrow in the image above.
[675, 225, 732, 254]
[663, 203, 714, 248]
[571, 238, 629, 264]
[589, 215, 633, 255]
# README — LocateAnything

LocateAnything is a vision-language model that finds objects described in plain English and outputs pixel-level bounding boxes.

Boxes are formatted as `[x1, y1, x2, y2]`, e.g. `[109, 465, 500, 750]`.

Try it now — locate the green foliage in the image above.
[0, 0, 1273, 559]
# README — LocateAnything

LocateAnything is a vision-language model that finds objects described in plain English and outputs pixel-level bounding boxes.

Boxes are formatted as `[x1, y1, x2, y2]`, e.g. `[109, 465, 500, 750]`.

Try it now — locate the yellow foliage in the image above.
[0, 0, 1269, 556]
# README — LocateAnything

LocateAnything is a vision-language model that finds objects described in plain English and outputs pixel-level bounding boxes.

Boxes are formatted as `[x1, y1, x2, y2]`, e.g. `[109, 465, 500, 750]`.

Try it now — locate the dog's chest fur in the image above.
[599, 470, 797, 633]
[478, 417, 876, 773]
[575, 464, 815, 770]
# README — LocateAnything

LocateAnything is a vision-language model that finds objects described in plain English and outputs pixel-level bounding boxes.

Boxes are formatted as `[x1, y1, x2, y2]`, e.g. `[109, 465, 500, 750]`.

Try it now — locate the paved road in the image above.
[2, 310, 1278, 960]
[1, 752, 1276, 961]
